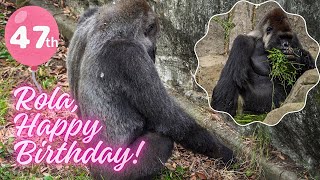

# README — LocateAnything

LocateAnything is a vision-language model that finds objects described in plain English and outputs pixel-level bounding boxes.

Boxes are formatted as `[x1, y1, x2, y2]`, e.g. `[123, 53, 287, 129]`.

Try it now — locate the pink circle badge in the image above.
[5, 6, 59, 70]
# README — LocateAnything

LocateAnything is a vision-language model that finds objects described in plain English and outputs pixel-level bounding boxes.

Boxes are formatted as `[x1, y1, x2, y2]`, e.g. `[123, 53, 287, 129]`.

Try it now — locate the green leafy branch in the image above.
[267, 48, 304, 109]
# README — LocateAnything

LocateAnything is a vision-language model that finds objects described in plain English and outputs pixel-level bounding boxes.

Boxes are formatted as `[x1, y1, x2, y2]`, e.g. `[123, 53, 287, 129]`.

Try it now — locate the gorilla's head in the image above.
[256, 8, 300, 55]
[96, 0, 159, 62]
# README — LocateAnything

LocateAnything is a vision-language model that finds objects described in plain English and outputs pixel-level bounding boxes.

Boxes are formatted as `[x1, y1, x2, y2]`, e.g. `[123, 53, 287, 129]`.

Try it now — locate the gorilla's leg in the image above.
[90, 133, 173, 180]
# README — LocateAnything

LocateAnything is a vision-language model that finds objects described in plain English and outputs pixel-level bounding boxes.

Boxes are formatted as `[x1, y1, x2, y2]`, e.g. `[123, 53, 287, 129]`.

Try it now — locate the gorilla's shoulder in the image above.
[78, 7, 99, 25]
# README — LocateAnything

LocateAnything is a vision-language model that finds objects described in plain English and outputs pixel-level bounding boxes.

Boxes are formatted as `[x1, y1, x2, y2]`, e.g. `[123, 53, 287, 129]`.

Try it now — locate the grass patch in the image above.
[0, 137, 14, 158]
[254, 126, 271, 157]
[0, 165, 91, 180]
[155, 166, 186, 180]
[234, 113, 267, 125]
[66, 166, 92, 180]
[0, 44, 14, 63]
[237, 126, 271, 179]
[247, 127, 271, 177]
[0, 13, 6, 36]
[212, 17, 235, 41]
[0, 99, 8, 125]
[0, 165, 14, 180]
[37, 66, 58, 90]
[0, 80, 11, 125]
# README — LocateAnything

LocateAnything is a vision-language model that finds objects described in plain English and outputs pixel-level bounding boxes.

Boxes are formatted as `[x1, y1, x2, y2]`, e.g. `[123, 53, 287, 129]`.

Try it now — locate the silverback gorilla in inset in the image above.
[67, 0, 234, 179]
[211, 8, 315, 117]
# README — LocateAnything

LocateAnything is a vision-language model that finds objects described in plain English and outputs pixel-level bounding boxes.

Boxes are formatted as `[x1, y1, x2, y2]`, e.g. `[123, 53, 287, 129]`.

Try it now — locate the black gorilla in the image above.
[211, 8, 315, 117]
[67, 0, 234, 179]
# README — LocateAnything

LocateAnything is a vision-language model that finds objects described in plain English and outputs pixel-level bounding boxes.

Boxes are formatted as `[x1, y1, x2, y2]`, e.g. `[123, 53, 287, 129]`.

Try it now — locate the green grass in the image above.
[268, 48, 304, 109]
[0, 165, 91, 180]
[0, 165, 14, 180]
[0, 13, 15, 64]
[155, 166, 186, 180]
[0, 13, 6, 27]
[0, 45, 14, 63]
[41, 76, 58, 89]
[235, 126, 271, 178]
[246, 127, 271, 178]
[234, 113, 267, 125]
[0, 99, 8, 125]
[0, 80, 11, 125]
[254, 126, 271, 158]
[268, 48, 301, 88]
[0, 137, 14, 158]
[37, 66, 58, 90]
[213, 17, 235, 41]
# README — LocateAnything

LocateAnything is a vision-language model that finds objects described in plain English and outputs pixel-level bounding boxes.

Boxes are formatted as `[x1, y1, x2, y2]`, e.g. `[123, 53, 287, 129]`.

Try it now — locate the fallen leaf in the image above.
[196, 172, 207, 179]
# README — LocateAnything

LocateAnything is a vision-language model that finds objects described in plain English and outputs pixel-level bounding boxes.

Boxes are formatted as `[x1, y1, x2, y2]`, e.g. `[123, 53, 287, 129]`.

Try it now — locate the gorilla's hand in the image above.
[286, 48, 315, 70]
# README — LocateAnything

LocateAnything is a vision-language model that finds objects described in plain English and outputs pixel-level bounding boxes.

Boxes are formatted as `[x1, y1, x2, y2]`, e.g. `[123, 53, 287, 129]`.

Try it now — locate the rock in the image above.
[195, 15, 227, 57]
[268, 88, 320, 173]
[284, 69, 319, 104]
[253, 2, 280, 27]
[196, 55, 226, 94]
[283, 0, 320, 45]
[263, 102, 304, 125]
[229, 1, 254, 51]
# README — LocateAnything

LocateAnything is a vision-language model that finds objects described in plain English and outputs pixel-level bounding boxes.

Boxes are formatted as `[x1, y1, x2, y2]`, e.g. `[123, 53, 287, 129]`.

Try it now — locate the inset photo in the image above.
[195, 1, 319, 126]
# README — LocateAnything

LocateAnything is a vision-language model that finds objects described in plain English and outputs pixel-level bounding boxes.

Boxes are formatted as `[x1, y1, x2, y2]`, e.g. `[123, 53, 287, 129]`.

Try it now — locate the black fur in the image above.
[211, 8, 315, 117]
[67, 1, 234, 179]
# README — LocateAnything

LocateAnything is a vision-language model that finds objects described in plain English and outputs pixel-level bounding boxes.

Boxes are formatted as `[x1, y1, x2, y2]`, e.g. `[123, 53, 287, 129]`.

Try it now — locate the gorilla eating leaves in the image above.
[67, 0, 234, 179]
[211, 8, 315, 117]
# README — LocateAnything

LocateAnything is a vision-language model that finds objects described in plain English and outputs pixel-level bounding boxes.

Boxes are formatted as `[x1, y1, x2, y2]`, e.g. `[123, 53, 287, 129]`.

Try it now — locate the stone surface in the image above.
[284, 69, 319, 104]
[263, 102, 304, 125]
[229, 1, 254, 51]
[196, 55, 226, 95]
[268, 88, 320, 172]
[195, 15, 227, 57]
[254, 2, 281, 27]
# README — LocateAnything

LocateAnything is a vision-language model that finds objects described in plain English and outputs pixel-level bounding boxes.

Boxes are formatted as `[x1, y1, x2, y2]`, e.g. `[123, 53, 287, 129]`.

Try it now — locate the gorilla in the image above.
[211, 8, 315, 117]
[67, 0, 234, 179]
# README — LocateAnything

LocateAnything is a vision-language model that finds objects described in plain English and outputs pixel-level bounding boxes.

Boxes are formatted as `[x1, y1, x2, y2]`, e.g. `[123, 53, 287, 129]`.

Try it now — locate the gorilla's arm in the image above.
[211, 35, 256, 116]
[66, 30, 87, 102]
[67, 8, 97, 102]
[298, 49, 315, 70]
[105, 40, 234, 162]
[251, 40, 271, 76]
